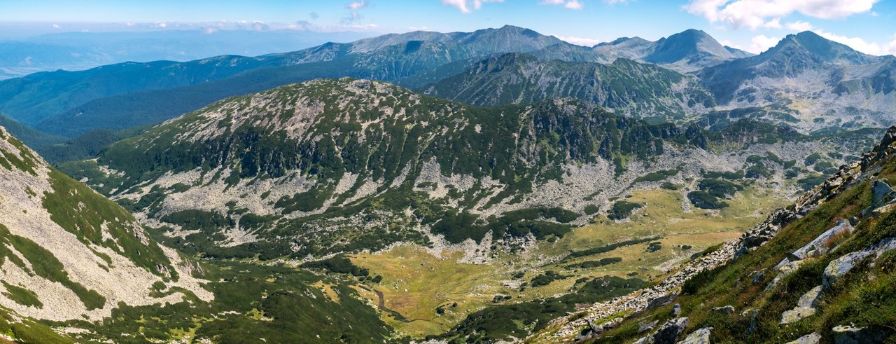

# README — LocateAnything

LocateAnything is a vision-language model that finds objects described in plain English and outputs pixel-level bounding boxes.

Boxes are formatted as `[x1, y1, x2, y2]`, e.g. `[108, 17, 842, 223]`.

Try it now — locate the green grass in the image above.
[42, 169, 174, 279]
[1, 282, 42, 308]
[0, 224, 105, 310]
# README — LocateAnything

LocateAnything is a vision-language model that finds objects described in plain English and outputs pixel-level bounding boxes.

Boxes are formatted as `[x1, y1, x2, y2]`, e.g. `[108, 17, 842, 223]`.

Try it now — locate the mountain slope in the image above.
[700, 31, 895, 129]
[534, 126, 896, 343]
[424, 53, 715, 119]
[61, 78, 840, 263]
[644, 29, 750, 72]
[0, 125, 210, 325]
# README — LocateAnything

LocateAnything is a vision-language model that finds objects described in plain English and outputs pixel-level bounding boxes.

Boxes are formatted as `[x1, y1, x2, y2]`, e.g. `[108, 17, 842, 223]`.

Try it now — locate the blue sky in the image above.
[0, 0, 894, 55]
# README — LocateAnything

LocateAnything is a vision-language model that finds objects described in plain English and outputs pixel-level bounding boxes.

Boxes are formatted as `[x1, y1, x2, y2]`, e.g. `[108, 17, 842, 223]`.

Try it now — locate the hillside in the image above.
[530, 126, 896, 343]
[424, 53, 715, 120]
[0, 125, 212, 340]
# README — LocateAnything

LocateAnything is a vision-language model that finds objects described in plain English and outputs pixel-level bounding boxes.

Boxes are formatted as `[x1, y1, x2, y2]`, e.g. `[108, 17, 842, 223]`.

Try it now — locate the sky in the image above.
[0, 0, 895, 55]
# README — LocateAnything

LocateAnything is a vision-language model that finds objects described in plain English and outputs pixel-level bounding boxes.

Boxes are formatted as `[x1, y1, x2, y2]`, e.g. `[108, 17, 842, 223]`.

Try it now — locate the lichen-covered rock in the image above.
[677, 327, 712, 344]
[824, 237, 896, 289]
[781, 285, 822, 324]
[790, 220, 853, 260]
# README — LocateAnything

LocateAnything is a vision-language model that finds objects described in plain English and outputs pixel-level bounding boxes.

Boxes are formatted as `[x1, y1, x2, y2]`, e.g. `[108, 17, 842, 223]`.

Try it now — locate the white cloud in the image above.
[815, 29, 896, 55]
[557, 35, 600, 46]
[442, 0, 504, 13]
[346, 1, 368, 10]
[763, 17, 782, 29]
[786, 20, 814, 31]
[686, 0, 878, 29]
[748, 34, 781, 54]
[566, 0, 584, 9]
[541, 0, 584, 10]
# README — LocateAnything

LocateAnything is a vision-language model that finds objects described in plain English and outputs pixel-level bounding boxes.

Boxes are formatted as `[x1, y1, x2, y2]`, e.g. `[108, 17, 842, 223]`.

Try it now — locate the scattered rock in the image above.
[672, 303, 681, 317]
[712, 305, 735, 314]
[677, 327, 712, 344]
[638, 320, 659, 333]
[781, 285, 822, 324]
[786, 332, 821, 344]
[832, 324, 888, 344]
[790, 220, 853, 260]
[824, 237, 896, 289]
[653, 317, 688, 344]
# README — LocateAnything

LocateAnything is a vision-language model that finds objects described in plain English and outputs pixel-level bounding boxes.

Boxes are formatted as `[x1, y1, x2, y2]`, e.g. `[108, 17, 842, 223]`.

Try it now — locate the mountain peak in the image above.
[644, 28, 734, 67]
[768, 30, 872, 64]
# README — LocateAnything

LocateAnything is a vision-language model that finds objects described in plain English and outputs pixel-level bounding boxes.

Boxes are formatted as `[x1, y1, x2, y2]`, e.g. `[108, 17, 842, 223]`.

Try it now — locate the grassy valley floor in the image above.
[349, 185, 790, 338]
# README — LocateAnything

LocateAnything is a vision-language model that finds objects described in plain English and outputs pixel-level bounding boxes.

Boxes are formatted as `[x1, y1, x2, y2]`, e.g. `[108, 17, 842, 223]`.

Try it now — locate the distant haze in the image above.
[0, 27, 372, 79]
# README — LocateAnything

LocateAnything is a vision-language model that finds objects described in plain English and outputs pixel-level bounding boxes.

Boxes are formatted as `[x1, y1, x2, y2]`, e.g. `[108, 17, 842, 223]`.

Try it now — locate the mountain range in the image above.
[1, 25, 891, 145]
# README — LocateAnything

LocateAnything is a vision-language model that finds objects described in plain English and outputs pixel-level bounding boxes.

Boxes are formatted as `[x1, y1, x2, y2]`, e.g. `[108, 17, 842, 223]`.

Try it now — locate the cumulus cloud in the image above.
[442, 0, 504, 13]
[686, 0, 878, 29]
[785, 20, 814, 31]
[816, 30, 896, 56]
[541, 0, 585, 10]
[748, 34, 781, 54]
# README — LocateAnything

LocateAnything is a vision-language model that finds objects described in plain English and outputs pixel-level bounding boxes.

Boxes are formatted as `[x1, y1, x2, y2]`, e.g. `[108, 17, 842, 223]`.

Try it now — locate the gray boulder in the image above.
[653, 317, 688, 344]
[824, 237, 896, 289]
[790, 220, 853, 260]
[677, 327, 712, 344]
[711, 305, 735, 314]
[781, 286, 822, 324]
[786, 332, 821, 344]
[833, 324, 888, 344]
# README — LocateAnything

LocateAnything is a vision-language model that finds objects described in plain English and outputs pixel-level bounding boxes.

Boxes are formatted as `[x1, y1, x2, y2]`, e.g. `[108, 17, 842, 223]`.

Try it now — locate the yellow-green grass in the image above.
[351, 186, 789, 338]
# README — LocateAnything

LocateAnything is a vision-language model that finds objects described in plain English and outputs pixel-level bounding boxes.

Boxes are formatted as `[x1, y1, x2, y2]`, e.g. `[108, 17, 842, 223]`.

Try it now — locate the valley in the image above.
[0, 16, 893, 344]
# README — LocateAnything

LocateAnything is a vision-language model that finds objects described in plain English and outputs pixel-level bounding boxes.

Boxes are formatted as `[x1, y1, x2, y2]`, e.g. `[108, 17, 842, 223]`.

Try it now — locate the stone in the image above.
[790, 220, 853, 260]
[786, 332, 821, 344]
[672, 303, 682, 317]
[677, 327, 712, 344]
[712, 305, 735, 314]
[781, 285, 822, 324]
[639, 320, 659, 333]
[872, 180, 894, 208]
[653, 317, 688, 344]
[824, 250, 873, 289]
[832, 324, 888, 344]
[824, 238, 896, 289]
